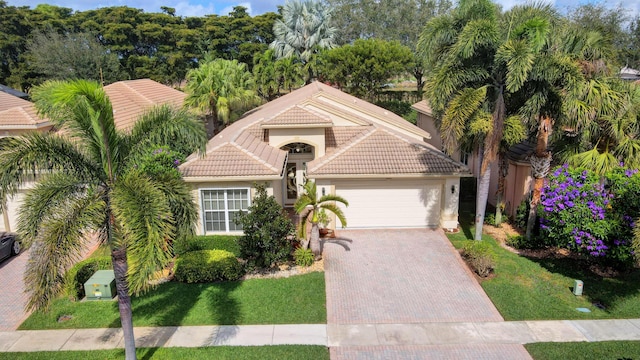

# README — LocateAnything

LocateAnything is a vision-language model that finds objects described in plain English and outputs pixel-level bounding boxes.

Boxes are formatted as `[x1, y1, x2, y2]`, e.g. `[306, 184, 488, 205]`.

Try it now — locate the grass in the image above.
[525, 341, 640, 359]
[2, 346, 329, 360]
[450, 201, 640, 320]
[20, 272, 325, 330]
[174, 235, 241, 257]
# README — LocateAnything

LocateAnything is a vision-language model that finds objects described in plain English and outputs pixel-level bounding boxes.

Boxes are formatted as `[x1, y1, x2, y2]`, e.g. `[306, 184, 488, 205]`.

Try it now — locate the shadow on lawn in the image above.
[525, 255, 640, 313]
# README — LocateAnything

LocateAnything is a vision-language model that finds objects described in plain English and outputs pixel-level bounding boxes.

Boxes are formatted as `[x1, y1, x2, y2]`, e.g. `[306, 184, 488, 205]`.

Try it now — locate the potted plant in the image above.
[317, 209, 330, 237]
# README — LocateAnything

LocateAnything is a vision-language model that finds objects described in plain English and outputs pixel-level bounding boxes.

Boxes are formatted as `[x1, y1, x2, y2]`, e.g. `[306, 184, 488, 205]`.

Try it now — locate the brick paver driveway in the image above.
[324, 228, 531, 359]
[0, 250, 30, 331]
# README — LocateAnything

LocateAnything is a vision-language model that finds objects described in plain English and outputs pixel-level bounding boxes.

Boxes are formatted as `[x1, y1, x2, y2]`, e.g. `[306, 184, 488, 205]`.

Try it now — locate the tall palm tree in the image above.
[270, 0, 337, 82]
[517, 24, 615, 238]
[418, 0, 551, 240]
[184, 58, 260, 136]
[0, 80, 206, 360]
[294, 180, 347, 258]
[275, 55, 304, 92]
[253, 49, 280, 101]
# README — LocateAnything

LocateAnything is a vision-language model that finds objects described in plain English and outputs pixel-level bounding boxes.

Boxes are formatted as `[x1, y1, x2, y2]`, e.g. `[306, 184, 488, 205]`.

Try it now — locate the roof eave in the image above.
[183, 175, 283, 183]
[308, 172, 472, 179]
[261, 123, 333, 129]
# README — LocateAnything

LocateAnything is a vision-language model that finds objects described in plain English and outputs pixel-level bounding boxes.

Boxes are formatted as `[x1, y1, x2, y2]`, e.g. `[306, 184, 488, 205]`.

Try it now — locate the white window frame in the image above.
[200, 188, 251, 234]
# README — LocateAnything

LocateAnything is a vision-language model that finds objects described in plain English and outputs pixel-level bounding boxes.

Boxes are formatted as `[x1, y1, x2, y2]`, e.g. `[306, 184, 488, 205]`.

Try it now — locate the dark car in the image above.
[0, 232, 21, 261]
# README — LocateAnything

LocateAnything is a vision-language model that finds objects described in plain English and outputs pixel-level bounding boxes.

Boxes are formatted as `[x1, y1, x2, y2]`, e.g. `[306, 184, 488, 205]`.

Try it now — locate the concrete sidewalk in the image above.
[2, 319, 640, 353]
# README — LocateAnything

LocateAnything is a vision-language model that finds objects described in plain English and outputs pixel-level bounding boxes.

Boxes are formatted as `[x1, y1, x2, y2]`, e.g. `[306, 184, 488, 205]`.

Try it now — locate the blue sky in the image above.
[6, 0, 638, 17]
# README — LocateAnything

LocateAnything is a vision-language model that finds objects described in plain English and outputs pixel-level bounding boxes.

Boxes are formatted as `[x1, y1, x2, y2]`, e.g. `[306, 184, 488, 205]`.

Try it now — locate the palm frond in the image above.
[111, 171, 174, 295]
[24, 190, 104, 311]
[497, 39, 534, 93]
[568, 147, 618, 176]
[441, 86, 487, 154]
[319, 202, 347, 228]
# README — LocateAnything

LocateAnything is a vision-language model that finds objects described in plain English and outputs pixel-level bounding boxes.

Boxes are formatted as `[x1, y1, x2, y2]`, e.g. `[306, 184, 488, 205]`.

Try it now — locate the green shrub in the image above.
[64, 256, 112, 301]
[461, 241, 496, 277]
[294, 248, 314, 267]
[505, 234, 536, 249]
[484, 213, 496, 226]
[514, 196, 531, 230]
[173, 250, 243, 283]
[237, 184, 295, 269]
[173, 235, 240, 257]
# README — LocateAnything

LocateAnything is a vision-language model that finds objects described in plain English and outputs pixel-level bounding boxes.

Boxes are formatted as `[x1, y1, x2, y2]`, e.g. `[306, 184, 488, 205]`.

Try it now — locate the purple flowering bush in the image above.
[539, 164, 638, 267]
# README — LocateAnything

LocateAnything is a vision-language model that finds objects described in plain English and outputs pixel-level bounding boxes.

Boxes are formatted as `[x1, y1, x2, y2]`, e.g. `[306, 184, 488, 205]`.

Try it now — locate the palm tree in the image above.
[517, 24, 615, 238]
[253, 49, 280, 101]
[184, 58, 260, 136]
[294, 180, 347, 259]
[0, 80, 207, 360]
[270, 0, 337, 82]
[418, 0, 552, 240]
[275, 56, 304, 92]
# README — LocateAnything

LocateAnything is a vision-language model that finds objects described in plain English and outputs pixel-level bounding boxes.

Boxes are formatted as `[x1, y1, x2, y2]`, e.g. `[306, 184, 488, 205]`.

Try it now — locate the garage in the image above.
[333, 180, 442, 228]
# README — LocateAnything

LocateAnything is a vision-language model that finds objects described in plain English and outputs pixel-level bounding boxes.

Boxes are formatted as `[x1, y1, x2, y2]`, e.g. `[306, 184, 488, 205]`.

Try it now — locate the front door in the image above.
[284, 156, 312, 206]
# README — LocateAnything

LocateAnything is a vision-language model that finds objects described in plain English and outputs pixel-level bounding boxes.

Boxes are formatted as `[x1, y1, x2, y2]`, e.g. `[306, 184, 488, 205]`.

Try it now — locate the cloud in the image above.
[173, 1, 216, 17]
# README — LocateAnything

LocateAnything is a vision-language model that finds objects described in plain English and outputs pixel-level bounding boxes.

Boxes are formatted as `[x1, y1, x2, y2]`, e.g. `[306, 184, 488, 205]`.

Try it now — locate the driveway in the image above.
[0, 250, 30, 330]
[324, 228, 531, 359]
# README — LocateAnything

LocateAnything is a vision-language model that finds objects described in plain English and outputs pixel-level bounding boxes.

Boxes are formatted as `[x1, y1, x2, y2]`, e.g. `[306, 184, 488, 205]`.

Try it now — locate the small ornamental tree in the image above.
[237, 184, 295, 269]
[538, 164, 638, 267]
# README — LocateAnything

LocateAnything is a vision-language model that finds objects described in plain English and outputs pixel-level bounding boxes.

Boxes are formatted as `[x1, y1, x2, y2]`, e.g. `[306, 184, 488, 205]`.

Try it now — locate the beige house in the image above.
[1, 79, 186, 232]
[412, 99, 533, 216]
[180, 82, 470, 234]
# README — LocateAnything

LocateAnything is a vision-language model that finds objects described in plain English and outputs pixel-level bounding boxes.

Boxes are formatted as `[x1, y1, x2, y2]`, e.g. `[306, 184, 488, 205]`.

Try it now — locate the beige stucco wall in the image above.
[417, 112, 442, 149]
[268, 128, 326, 158]
[441, 177, 460, 230]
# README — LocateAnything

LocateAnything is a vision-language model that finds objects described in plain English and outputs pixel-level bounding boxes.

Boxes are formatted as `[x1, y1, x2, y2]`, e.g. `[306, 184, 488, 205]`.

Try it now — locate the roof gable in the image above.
[262, 105, 332, 128]
[0, 92, 50, 129]
[104, 79, 186, 131]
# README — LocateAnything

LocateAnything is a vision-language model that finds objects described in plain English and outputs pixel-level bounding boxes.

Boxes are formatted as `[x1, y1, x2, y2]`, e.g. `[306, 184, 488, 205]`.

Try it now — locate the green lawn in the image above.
[525, 341, 640, 360]
[449, 203, 640, 320]
[20, 272, 325, 330]
[2, 346, 329, 360]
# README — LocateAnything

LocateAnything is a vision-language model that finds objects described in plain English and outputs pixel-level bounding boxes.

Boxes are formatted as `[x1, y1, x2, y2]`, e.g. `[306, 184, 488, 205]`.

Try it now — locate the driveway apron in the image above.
[324, 228, 531, 359]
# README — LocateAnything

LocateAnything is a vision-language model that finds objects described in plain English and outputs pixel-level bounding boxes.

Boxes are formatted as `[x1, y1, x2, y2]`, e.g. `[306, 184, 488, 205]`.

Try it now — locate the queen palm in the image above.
[184, 58, 260, 136]
[294, 180, 347, 258]
[419, 0, 552, 240]
[0, 80, 206, 360]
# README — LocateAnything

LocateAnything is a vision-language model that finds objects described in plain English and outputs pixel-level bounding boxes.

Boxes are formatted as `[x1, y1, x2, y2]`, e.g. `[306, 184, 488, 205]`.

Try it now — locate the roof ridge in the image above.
[308, 126, 376, 172]
[118, 81, 154, 105]
[231, 142, 280, 173]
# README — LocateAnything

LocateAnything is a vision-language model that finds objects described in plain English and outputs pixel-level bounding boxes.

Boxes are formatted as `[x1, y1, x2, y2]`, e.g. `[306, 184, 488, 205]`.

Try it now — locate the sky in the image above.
[5, 0, 639, 18]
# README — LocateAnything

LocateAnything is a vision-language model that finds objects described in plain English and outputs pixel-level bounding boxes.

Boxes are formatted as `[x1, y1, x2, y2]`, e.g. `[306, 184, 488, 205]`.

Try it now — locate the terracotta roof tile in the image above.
[411, 100, 433, 115]
[0, 92, 49, 128]
[262, 105, 332, 127]
[104, 79, 185, 131]
[325, 126, 372, 151]
[180, 143, 284, 177]
[308, 127, 468, 176]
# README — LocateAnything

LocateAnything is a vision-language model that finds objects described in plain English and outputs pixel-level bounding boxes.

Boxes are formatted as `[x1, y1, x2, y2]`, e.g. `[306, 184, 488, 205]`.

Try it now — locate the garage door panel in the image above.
[334, 181, 441, 228]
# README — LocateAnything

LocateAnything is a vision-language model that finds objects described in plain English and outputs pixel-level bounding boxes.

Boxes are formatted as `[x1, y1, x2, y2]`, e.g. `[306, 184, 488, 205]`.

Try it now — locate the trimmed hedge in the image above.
[174, 250, 243, 283]
[64, 256, 113, 301]
[173, 235, 240, 257]
[461, 241, 496, 277]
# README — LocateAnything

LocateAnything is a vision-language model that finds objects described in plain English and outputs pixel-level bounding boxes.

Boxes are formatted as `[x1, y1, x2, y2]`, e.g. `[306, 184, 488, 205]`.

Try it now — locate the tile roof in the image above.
[262, 105, 332, 127]
[0, 92, 50, 129]
[411, 100, 433, 115]
[308, 127, 468, 176]
[181, 82, 467, 180]
[104, 79, 185, 131]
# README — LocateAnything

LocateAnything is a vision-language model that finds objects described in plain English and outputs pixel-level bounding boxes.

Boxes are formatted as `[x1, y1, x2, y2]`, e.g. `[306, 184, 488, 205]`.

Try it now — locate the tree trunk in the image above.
[111, 247, 137, 360]
[414, 66, 424, 99]
[309, 223, 321, 259]
[474, 163, 492, 240]
[526, 116, 552, 240]
[495, 155, 508, 226]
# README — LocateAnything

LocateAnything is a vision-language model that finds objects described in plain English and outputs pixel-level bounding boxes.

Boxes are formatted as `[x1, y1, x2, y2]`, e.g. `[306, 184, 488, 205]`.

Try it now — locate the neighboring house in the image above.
[180, 82, 470, 234]
[1, 79, 186, 232]
[412, 99, 533, 217]
[0, 91, 54, 232]
[103, 79, 186, 131]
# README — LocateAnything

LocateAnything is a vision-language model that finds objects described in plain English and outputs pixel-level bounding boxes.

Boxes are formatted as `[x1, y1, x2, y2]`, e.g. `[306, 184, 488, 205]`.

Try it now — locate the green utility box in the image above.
[84, 270, 116, 300]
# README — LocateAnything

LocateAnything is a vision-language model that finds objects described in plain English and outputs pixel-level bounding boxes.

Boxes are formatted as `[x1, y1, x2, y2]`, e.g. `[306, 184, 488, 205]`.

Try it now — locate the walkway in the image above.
[323, 228, 525, 358]
[2, 319, 640, 353]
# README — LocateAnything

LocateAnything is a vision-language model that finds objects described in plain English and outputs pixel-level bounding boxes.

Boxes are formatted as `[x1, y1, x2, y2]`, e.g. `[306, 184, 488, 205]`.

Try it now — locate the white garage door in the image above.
[334, 180, 442, 228]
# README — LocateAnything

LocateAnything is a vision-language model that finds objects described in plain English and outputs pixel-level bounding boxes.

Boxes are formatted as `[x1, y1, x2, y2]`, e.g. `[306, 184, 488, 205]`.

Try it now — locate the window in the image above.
[201, 189, 250, 233]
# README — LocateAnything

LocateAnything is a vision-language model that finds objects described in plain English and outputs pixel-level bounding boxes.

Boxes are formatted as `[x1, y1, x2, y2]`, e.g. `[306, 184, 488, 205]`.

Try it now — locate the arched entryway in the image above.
[281, 142, 315, 206]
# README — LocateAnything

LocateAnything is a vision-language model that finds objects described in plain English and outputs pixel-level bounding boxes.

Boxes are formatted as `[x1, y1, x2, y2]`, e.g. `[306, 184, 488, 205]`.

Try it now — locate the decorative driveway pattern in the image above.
[324, 228, 531, 359]
[324, 228, 503, 324]
[0, 250, 30, 331]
